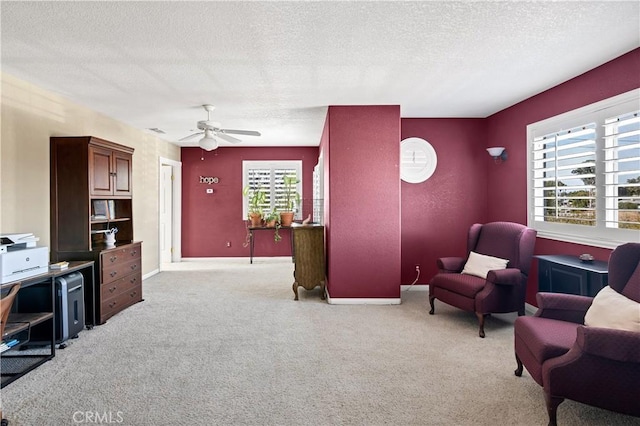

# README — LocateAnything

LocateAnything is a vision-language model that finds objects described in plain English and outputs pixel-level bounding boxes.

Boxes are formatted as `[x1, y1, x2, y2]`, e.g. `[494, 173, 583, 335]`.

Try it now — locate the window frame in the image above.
[526, 89, 640, 249]
[242, 160, 303, 220]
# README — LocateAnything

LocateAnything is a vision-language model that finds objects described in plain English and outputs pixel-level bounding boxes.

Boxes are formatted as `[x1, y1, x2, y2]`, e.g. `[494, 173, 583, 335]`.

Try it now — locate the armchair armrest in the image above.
[486, 268, 522, 286]
[535, 292, 593, 324]
[576, 326, 640, 363]
[436, 257, 466, 273]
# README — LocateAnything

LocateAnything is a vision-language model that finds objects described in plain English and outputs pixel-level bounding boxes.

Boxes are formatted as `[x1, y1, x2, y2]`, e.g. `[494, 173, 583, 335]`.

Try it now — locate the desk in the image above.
[536, 255, 608, 297]
[247, 226, 292, 264]
[0, 260, 95, 388]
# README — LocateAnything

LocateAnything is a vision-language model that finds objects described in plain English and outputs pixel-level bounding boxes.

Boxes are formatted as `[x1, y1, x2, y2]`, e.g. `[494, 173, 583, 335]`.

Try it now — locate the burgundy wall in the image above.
[400, 119, 488, 285]
[325, 106, 401, 298]
[486, 48, 640, 304]
[178, 49, 639, 305]
[181, 146, 319, 257]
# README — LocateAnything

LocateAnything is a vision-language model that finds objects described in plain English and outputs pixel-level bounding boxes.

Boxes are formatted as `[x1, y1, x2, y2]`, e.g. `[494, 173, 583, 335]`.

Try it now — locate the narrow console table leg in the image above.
[249, 230, 254, 264]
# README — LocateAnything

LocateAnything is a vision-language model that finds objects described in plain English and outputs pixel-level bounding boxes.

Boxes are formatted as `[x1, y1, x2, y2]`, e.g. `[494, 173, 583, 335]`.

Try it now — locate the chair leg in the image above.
[475, 312, 486, 338]
[544, 393, 563, 426]
[428, 296, 435, 315]
[514, 353, 523, 376]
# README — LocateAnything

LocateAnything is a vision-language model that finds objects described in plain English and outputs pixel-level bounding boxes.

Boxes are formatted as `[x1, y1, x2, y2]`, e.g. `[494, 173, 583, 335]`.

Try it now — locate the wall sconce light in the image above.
[486, 147, 508, 163]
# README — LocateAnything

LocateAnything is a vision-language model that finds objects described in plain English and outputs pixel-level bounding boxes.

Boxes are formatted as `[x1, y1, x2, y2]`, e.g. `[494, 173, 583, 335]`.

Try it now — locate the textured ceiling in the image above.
[2, 1, 639, 148]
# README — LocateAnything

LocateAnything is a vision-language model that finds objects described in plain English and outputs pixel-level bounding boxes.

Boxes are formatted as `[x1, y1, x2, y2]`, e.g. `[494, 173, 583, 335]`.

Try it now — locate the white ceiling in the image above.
[2, 1, 639, 149]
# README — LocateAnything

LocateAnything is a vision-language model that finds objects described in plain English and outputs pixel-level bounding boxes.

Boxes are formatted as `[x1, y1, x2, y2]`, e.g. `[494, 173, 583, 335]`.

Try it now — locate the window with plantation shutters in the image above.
[527, 89, 640, 248]
[242, 160, 302, 219]
[604, 110, 640, 230]
[532, 123, 597, 227]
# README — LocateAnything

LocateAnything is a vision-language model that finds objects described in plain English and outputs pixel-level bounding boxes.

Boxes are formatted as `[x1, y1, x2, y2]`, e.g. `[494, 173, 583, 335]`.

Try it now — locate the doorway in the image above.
[159, 157, 182, 269]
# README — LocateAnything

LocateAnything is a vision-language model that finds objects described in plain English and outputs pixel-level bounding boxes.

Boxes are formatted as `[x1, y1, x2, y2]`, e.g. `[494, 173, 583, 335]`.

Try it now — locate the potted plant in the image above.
[261, 209, 282, 242]
[243, 185, 266, 227]
[264, 209, 280, 228]
[278, 173, 300, 227]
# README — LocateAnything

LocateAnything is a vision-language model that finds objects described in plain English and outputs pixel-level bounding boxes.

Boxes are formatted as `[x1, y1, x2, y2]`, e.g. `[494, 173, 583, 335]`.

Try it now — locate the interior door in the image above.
[160, 164, 173, 263]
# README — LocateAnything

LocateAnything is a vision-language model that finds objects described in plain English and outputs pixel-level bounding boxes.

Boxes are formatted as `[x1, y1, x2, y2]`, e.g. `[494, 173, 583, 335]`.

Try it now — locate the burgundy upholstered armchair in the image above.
[514, 243, 640, 426]
[429, 221, 537, 337]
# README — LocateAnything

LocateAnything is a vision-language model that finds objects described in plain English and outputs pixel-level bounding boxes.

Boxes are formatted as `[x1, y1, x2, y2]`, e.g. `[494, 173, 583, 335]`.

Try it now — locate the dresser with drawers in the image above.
[99, 242, 142, 324]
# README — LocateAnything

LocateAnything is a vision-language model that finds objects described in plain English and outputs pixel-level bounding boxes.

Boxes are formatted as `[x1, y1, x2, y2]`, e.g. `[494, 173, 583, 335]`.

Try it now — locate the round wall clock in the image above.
[400, 137, 437, 183]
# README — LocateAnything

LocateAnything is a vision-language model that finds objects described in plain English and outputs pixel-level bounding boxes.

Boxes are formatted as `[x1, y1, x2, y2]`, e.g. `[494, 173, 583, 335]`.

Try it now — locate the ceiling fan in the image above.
[179, 104, 261, 151]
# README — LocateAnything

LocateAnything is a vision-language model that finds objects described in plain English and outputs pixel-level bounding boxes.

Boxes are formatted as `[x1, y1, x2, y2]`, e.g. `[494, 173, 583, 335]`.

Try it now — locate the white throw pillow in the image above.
[461, 251, 509, 279]
[584, 286, 640, 332]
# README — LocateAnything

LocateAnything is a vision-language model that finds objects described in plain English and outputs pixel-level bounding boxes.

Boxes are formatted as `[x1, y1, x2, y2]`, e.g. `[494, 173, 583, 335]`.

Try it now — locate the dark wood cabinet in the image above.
[50, 136, 142, 324]
[89, 144, 132, 197]
[292, 224, 326, 300]
[98, 242, 142, 324]
[536, 255, 608, 297]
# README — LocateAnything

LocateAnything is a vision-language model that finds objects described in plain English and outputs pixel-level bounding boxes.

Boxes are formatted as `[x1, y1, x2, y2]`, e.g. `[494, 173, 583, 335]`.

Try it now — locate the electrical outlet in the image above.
[226, 241, 231, 248]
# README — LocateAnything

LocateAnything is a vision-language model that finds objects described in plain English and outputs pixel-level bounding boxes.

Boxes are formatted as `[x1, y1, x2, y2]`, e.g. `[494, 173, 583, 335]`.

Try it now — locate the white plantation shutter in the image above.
[242, 161, 302, 219]
[532, 124, 597, 226]
[604, 111, 640, 229]
[246, 168, 272, 213]
[527, 89, 640, 248]
[273, 166, 298, 211]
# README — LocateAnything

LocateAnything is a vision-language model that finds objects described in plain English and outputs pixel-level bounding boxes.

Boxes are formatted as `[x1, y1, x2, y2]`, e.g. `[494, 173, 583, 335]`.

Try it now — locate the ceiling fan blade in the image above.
[179, 132, 204, 142]
[220, 129, 261, 137]
[216, 132, 242, 144]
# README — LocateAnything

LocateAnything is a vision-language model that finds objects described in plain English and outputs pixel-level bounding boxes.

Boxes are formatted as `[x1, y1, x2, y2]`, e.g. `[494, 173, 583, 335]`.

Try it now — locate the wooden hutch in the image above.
[50, 136, 142, 325]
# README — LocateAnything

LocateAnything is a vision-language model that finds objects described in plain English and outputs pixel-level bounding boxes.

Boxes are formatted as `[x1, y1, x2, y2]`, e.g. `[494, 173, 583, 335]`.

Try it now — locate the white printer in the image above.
[0, 233, 49, 284]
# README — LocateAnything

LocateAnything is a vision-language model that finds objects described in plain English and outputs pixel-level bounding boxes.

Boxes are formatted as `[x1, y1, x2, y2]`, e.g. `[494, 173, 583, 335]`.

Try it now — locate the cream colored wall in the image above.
[1, 73, 181, 276]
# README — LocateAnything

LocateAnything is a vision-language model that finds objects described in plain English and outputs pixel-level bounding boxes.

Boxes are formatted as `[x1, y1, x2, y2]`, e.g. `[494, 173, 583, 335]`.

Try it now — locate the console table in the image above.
[247, 225, 292, 264]
[536, 255, 608, 297]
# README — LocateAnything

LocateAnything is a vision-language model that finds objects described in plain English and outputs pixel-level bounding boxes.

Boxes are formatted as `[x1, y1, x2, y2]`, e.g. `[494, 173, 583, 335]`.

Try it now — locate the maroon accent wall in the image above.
[486, 48, 640, 305]
[400, 119, 488, 285]
[181, 146, 319, 258]
[325, 106, 401, 298]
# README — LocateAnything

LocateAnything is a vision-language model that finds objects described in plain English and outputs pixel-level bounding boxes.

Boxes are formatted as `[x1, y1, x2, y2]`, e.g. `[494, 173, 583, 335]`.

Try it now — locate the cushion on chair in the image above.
[461, 251, 509, 279]
[584, 286, 640, 332]
[430, 272, 487, 298]
[515, 316, 579, 363]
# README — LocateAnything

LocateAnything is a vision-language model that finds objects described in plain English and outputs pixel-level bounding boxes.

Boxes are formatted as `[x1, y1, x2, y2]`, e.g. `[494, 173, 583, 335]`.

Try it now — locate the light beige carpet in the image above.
[1, 258, 638, 425]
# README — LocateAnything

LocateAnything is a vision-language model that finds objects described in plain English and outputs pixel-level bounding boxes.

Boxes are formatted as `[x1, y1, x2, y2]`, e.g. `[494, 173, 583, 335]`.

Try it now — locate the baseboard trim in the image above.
[401, 284, 429, 291]
[525, 302, 537, 315]
[326, 295, 401, 305]
[143, 269, 160, 280]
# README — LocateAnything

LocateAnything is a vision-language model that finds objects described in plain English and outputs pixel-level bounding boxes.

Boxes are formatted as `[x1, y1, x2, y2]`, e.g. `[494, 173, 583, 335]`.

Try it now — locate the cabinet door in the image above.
[548, 263, 589, 295]
[89, 146, 114, 197]
[293, 227, 325, 291]
[113, 151, 132, 196]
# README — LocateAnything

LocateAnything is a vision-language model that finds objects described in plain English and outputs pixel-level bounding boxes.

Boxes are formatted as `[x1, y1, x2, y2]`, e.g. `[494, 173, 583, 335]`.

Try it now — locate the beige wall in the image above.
[1, 73, 180, 276]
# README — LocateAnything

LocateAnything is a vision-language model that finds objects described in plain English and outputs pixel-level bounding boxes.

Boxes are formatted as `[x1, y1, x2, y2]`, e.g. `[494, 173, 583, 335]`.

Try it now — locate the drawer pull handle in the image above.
[110, 271, 117, 277]
[110, 256, 117, 263]
[131, 250, 137, 256]
[109, 301, 117, 308]
[109, 286, 117, 293]
[130, 264, 137, 270]
[130, 291, 137, 297]
[130, 277, 137, 284]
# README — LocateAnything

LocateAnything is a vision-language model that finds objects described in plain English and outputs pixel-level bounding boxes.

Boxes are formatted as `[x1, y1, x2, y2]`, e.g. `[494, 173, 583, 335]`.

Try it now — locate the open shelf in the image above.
[1, 312, 55, 387]
[91, 217, 131, 225]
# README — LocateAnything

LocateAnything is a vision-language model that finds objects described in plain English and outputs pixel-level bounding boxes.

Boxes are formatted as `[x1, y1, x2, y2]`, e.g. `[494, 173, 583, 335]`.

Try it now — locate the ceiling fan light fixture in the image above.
[199, 129, 218, 151]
